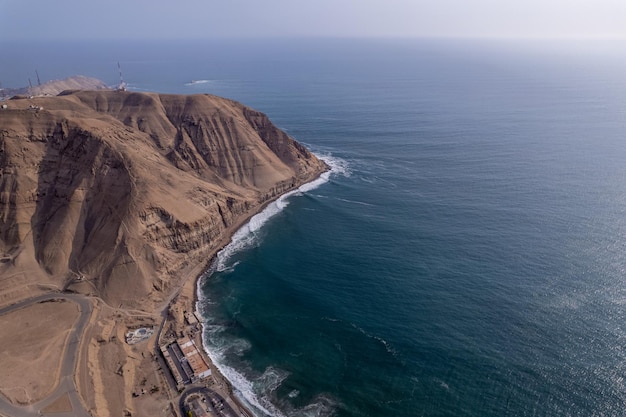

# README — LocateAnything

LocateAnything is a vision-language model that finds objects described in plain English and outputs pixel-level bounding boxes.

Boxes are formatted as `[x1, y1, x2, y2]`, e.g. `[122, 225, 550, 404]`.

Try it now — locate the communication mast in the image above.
[116, 62, 127, 91]
[36, 70, 41, 86]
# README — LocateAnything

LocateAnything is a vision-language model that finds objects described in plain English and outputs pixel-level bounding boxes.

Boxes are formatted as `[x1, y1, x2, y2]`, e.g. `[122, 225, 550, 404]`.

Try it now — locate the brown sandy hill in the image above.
[2, 75, 108, 98]
[0, 90, 327, 308]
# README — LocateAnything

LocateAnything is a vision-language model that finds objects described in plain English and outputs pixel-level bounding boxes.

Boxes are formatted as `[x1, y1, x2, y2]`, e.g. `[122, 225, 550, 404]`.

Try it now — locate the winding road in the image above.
[180, 386, 241, 417]
[0, 293, 92, 417]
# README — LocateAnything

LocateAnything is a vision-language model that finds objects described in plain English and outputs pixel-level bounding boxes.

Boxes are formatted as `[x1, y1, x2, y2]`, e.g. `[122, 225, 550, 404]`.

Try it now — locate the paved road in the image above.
[155, 312, 179, 391]
[180, 386, 243, 417]
[0, 293, 92, 417]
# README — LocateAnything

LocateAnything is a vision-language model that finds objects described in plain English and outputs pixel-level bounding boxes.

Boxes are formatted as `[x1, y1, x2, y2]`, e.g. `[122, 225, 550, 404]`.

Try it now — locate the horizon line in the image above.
[2, 34, 626, 43]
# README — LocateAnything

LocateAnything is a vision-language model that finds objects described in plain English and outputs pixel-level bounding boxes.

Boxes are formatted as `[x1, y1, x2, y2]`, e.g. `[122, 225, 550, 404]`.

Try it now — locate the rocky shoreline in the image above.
[160, 163, 329, 417]
[0, 85, 327, 416]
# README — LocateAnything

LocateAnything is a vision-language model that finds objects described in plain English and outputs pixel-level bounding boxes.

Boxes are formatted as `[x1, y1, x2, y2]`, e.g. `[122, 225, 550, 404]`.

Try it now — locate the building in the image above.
[184, 311, 201, 326]
[161, 335, 212, 388]
[161, 345, 188, 387]
[177, 336, 212, 380]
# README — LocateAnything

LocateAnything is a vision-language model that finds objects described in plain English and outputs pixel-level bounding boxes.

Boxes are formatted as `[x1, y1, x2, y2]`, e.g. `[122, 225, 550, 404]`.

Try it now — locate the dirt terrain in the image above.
[0, 87, 327, 416]
[1, 76, 107, 98]
[0, 300, 79, 404]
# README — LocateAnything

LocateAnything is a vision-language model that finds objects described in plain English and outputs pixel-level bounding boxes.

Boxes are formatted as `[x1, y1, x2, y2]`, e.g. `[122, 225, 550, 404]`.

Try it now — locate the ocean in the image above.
[4, 38, 626, 416]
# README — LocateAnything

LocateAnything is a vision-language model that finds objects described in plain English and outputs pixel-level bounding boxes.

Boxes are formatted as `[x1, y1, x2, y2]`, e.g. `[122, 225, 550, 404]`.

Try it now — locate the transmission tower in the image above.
[117, 62, 127, 91]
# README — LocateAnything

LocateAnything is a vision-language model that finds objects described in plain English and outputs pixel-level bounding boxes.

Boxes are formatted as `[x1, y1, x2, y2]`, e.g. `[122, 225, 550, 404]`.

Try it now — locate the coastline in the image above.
[167, 157, 333, 417]
[0, 85, 336, 415]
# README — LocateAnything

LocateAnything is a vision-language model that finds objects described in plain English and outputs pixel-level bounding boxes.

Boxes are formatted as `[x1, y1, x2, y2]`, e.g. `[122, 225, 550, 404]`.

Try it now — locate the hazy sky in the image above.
[1, 0, 625, 40]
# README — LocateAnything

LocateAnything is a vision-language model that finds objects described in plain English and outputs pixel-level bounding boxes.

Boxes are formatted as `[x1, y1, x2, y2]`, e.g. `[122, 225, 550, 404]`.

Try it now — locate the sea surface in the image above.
[4, 38, 626, 416]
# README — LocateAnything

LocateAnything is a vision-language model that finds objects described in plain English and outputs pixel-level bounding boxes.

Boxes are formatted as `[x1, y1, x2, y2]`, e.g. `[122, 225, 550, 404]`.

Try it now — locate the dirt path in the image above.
[0, 293, 92, 417]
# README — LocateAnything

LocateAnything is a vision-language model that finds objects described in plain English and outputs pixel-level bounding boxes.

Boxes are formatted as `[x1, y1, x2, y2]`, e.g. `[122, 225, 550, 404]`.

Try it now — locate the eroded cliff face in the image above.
[0, 90, 327, 307]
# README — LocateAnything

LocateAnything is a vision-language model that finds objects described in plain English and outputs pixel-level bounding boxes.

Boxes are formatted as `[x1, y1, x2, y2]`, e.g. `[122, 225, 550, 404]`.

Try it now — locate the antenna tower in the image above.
[117, 62, 127, 91]
[36, 70, 41, 86]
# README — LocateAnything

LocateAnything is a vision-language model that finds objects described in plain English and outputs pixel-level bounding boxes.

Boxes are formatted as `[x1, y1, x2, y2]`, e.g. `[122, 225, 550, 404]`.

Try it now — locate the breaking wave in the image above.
[185, 79, 212, 86]
[214, 153, 347, 273]
[197, 326, 340, 417]
[196, 152, 346, 416]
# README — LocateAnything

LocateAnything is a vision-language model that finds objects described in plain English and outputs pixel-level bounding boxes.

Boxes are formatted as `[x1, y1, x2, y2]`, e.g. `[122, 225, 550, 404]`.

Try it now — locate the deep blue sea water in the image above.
[4, 38, 626, 416]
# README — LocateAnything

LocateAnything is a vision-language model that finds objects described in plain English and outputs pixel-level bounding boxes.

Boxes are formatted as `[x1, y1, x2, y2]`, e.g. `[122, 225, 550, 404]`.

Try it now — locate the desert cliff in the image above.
[0, 90, 327, 309]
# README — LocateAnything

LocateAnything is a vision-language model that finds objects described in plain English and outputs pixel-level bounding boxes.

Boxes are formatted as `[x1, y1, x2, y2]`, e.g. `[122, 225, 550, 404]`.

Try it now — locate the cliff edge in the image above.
[0, 90, 327, 308]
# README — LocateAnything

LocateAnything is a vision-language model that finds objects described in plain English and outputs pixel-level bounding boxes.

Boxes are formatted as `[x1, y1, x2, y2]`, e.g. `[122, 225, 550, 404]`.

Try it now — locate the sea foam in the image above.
[214, 153, 347, 273]
[185, 79, 212, 86]
[196, 152, 346, 417]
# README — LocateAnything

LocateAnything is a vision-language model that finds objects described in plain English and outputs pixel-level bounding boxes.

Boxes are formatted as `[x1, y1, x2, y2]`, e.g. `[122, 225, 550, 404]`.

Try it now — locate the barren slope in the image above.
[0, 90, 327, 308]
[1, 76, 107, 98]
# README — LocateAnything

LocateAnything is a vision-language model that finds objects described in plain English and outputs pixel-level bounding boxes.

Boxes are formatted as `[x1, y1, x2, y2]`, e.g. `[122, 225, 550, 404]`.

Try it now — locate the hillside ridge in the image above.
[0, 89, 327, 308]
